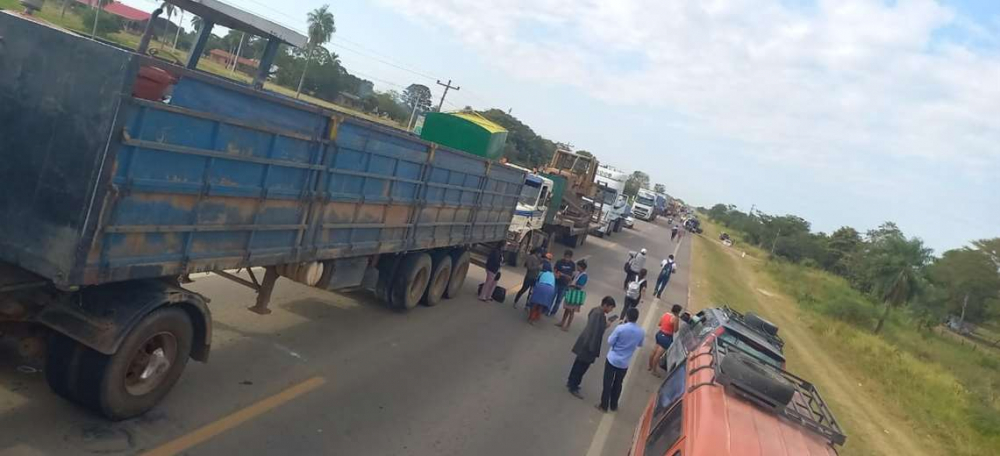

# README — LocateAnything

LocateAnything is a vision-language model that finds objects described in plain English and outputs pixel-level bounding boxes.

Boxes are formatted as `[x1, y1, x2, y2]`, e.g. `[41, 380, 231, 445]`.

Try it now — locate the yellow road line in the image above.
[142, 376, 327, 456]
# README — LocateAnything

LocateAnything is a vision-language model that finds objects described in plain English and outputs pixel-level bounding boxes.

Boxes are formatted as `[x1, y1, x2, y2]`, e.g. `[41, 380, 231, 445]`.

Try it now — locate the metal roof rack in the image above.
[692, 336, 847, 446]
[720, 305, 785, 350]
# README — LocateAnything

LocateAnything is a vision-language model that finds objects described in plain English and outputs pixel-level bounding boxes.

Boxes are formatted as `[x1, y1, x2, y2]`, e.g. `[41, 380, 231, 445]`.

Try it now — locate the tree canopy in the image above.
[706, 203, 1000, 330]
[624, 171, 650, 196]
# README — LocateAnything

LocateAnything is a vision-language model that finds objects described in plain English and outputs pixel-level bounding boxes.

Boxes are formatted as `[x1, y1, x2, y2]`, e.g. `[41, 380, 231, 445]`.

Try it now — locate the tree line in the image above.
[705, 204, 1000, 332]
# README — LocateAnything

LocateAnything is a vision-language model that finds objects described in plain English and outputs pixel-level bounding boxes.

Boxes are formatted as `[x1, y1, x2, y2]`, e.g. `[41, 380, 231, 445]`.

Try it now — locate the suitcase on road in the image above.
[477, 284, 507, 303]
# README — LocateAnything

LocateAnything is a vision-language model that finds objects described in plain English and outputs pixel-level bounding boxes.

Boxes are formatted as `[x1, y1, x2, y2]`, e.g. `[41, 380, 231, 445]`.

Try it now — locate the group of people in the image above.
[481, 238, 684, 413]
[511, 248, 589, 330]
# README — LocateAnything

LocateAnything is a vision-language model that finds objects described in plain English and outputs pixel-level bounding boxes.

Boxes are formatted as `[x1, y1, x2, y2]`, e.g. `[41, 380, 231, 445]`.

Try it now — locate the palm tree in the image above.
[296, 5, 336, 99]
[161, 2, 176, 49]
[191, 15, 203, 33]
[870, 235, 932, 334]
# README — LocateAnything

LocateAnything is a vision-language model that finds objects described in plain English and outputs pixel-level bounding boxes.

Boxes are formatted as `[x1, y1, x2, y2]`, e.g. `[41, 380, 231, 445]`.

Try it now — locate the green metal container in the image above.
[420, 112, 508, 160]
[543, 173, 567, 225]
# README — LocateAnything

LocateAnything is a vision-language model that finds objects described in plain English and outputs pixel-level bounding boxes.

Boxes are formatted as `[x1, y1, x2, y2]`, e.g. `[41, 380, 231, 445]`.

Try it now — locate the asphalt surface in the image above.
[0, 218, 691, 456]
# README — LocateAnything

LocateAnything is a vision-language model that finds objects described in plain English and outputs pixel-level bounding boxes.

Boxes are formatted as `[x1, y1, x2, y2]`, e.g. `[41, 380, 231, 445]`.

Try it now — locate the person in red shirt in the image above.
[648, 304, 682, 376]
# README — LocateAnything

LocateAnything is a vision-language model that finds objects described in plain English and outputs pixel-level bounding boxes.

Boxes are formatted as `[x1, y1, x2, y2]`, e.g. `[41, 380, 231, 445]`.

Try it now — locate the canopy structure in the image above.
[166, 0, 307, 88]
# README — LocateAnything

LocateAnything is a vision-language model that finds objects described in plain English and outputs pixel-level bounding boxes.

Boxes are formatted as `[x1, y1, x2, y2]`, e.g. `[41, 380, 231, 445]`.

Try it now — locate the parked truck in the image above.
[632, 188, 658, 221]
[539, 148, 598, 247]
[654, 192, 669, 218]
[591, 164, 628, 237]
[502, 166, 552, 266]
[0, 7, 526, 420]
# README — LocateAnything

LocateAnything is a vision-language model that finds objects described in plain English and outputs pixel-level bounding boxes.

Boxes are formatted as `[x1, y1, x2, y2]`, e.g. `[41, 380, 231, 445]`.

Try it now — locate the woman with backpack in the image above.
[620, 268, 648, 321]
[654, 255, 676, 299]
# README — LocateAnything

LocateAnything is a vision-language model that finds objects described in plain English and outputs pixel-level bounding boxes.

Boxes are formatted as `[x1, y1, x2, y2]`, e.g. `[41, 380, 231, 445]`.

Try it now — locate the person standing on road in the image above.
[513, 248, 542, 307]
[597, 307, 644, 412]
[623, 248, 647, 290]
[527, 263, 556, 324]
[620, 269, 648, 321]
[567, 296, 617, 399]
[653, 255, 676, 299]
[557, 260, 589, 331]
[648, 304, 682, 376]
[670, 225, 679, 241]
[479, 245, 503, 302]
[550, 250, 576, 316]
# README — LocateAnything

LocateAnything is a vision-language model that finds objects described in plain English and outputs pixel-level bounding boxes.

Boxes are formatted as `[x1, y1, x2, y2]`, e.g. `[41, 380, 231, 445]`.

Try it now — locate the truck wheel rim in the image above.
[124, 332, 177, 396]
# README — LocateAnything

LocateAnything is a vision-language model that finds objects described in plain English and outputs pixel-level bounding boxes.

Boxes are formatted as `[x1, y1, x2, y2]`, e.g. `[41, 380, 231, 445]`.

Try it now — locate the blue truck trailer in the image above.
[0, 6, 524, 419]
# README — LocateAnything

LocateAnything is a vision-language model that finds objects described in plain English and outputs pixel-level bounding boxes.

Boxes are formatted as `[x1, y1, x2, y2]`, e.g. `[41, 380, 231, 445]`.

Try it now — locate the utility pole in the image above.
[231, 33, 246, 74]
[749, 204, 756, 216]
[770, 227, 782, 255]
[173, 10, 185, 50]
[436, 79, 460, 112]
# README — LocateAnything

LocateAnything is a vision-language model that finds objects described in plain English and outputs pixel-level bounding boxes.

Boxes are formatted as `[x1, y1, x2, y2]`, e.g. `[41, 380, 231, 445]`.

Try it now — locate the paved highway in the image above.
[0, 218, 691, 456]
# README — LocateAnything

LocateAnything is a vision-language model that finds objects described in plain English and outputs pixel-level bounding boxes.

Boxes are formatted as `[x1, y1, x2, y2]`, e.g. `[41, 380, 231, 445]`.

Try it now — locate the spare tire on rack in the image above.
[718, 352, 795, 409]
[745, 312, 779, 337]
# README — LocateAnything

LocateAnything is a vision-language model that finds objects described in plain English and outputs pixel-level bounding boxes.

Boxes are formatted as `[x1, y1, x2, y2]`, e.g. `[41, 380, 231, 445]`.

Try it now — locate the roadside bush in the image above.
[819, 296, 878, 327]
[79, 9, 122, 37]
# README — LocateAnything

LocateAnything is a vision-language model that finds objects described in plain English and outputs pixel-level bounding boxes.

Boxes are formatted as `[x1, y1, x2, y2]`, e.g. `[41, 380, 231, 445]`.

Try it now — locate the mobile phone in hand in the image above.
[608, 315, 620, 323]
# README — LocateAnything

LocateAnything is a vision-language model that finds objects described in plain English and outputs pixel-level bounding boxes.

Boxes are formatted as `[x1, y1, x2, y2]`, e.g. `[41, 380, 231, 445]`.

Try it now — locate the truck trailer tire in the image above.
[46, 307, 193, 421]
[423, 253, 453, 307]
[392, 253, 433, 311]
[444, 250, 471, 299]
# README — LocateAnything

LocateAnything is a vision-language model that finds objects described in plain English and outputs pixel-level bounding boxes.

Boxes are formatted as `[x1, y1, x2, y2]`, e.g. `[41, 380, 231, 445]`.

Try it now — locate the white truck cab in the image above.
[593, 165, 628, 236]
[633, 188, 657, 221]
[504, 168, 553, 264]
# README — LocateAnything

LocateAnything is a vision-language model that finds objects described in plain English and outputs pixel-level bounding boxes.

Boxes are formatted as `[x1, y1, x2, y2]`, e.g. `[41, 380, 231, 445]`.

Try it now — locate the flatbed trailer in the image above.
[0, 9, 524, 419]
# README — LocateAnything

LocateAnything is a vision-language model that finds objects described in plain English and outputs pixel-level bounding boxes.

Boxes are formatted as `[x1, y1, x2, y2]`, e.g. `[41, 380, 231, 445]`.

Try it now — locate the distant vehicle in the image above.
[684, 217, 702, 234]
[623, 214, 635, 229]
[720, 232, 733, 246]
[632, 307, 845, 456]
[633, 188, 658, 221]
[654, 192, 669, 218]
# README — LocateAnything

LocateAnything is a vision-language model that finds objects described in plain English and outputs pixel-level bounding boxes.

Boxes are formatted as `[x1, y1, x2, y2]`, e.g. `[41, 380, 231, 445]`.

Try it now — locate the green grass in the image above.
[700, 216, 1000, 455]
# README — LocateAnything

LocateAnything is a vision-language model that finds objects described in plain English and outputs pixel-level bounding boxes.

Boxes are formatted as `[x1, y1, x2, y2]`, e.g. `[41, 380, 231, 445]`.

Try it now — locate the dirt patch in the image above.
[690, 232, 937, 456]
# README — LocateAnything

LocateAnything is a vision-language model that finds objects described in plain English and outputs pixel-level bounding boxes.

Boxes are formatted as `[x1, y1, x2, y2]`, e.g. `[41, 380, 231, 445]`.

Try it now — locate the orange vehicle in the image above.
[629, 311, 846, 456]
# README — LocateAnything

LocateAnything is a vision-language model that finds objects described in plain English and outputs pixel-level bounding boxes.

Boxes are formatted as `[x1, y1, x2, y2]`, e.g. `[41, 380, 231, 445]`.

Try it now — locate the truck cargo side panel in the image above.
[0, 14, 133, 284]
[82, 70, 521, 285]
[0, 16, 524, 287]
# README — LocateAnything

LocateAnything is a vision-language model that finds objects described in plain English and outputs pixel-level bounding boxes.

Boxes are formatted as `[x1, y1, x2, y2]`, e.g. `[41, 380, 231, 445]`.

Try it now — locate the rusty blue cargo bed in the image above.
[0, 13, 524, 289]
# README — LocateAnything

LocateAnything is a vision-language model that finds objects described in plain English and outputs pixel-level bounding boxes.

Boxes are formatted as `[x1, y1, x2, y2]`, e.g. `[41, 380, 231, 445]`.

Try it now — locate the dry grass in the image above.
[694, 216, 1000, 455]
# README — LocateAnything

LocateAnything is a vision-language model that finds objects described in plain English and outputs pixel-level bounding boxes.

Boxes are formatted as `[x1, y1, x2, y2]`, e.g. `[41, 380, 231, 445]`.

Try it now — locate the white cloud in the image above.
[379, 0, 1000, 173]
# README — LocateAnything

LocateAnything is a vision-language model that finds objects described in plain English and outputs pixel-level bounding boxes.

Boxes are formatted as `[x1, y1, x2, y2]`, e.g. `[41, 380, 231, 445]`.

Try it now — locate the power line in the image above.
[329, 42, 438, 82]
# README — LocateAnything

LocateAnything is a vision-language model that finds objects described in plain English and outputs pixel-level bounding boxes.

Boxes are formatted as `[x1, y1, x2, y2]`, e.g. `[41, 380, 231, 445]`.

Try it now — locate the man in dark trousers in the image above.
[567, 296, 617, 399]
[513, 247, 542, 307]
[598, 307, 645, 412]
[550, 249, 576, 316]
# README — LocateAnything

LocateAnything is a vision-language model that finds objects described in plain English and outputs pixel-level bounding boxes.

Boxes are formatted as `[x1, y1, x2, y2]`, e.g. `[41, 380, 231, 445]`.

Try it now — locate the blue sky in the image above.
[124, 0, 999, 253]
